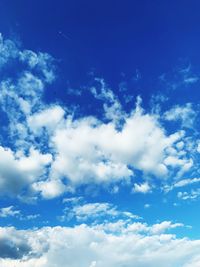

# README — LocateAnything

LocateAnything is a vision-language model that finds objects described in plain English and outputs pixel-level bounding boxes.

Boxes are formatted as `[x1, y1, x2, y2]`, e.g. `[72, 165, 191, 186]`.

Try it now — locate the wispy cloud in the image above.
[59, 202, 141, 222]
[163, 177, 200, 193]
[177, 189, 200, 200]
[164, 103, 197, 129]
[0, 206, 21, 218]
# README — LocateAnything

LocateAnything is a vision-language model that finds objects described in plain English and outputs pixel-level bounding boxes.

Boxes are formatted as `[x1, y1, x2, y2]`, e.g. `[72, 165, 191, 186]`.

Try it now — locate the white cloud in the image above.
[19, 49, 55, 83]
[163, 177, 200, 193]
[150, 221, 184, 235]
[27, 105, 65, 135]
[72, 202, 117, 220]
[132, 182, 151, 194]
[32, 179, 67, 199]
[1, 80, 194, 198]
[173, 178, 200, 188]
[0, 223, 198, 267]
[0, 33, 196, 199]
[0, 33, 18, 67]
[0, 206, 20, 218]
[101, 220, 184, 235]
[25, 214, 40, 220]
[180, 64, 199, 85]
[164, 103, 196, 128]
[60, 202, 141, 222]
[177, 189, 200, 200]
[90, 78, 125, 124]
[174, 177, 200, 188]
[164, 156, 193, 178]
[46, 104, 190, 194]
[62, 196, 83, 204]
[0, 146, 52, 197]
[0, 206, 39, 221]
[0, 227, 48, 260]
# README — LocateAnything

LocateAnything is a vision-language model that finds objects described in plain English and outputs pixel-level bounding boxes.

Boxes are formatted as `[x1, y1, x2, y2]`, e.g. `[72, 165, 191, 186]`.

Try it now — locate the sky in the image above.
[1, 1, 200, 266]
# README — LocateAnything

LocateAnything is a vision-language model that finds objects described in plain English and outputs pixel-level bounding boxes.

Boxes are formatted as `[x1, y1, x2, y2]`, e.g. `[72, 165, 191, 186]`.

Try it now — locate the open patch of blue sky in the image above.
[1, 1, 200, 266]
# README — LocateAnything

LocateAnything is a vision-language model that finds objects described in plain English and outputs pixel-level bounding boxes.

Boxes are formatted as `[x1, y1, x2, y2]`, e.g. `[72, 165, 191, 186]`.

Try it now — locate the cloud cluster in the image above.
[0, 33, 197, 200]
[0, 223, 199, 267]
[31, 100, 194, 198]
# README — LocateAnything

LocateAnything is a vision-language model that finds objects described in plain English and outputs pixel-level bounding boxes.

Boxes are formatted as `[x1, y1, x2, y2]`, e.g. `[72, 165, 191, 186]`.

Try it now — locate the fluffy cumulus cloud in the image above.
[0, 146, 52, 198]
[0, 227, 48, 261]
[0, 223, 199, 267]
[132, 182, 151, 193]
[0, 33, 197, 201]
[32, 102, 194, 198]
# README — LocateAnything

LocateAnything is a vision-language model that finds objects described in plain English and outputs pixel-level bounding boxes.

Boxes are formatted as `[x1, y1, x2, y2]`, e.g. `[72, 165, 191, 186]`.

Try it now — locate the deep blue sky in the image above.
[2, 0, 200, 86]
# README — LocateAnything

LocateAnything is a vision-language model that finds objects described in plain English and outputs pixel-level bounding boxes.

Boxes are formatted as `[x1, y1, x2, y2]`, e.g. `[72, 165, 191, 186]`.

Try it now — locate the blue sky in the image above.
[1, 1, 200, 266]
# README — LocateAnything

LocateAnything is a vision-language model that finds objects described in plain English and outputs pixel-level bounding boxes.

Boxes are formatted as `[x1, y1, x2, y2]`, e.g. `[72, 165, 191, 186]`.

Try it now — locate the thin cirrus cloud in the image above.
[59, 202, 141, 222]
